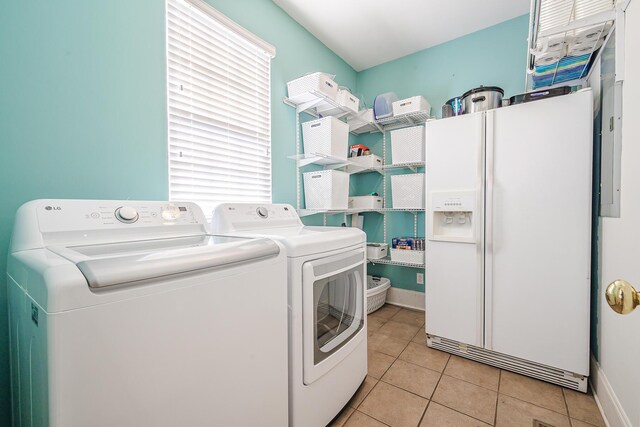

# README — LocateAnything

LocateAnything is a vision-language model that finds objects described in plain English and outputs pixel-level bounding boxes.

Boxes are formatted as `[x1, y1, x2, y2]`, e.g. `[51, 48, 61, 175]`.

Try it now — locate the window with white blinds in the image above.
[166, 0, 275, 217]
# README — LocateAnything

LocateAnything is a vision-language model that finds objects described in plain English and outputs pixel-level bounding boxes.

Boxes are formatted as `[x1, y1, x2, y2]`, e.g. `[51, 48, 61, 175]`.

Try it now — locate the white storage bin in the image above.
[317, 89, 360, 116]
[347, 108, 376, 134]
[349, 195, 384, 209]
[390, 249, 425, 265]
[390, 126, 424, 165]
[303, 170, 349, 210]
[287, 72, 338, 103]
[390, 126, 425, 164]
[367, 276, 391, 314]
[346, 154, 383, 173]
[393, 96, 431, 116]
[366, 243, 388, 260]
[302, 116, 349, 160]
[391, 174, 425, 209]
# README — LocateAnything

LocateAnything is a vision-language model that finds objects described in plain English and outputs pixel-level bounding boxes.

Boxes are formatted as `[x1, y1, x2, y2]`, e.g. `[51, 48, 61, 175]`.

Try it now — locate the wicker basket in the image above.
[367, 276, 391, 314]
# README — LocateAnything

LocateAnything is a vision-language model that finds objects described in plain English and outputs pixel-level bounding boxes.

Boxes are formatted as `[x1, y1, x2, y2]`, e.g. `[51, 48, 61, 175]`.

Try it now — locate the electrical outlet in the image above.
[416, 273, 424, 284]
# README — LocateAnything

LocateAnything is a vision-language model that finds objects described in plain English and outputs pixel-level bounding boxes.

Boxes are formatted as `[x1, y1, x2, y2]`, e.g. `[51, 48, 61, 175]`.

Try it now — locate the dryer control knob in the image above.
[256, 207, 268, 218]
[116, 206, 139, 223]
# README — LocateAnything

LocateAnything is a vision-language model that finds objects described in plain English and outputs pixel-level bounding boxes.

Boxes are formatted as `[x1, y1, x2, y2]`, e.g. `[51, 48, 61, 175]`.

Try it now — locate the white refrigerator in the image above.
[425, 89, 593, 392]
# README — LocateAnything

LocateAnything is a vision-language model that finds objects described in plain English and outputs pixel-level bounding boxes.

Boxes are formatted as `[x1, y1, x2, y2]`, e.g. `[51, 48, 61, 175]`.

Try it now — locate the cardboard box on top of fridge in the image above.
[393, 96, 431, 116]
[287, 72, 339, 103]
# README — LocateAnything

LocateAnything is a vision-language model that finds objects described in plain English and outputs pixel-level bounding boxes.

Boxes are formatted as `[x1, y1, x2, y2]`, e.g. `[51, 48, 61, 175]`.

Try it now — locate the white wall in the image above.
[595, 1, 640, 426]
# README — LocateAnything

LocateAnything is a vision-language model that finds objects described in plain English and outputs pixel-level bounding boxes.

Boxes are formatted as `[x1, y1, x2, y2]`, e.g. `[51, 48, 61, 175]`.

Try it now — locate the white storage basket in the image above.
[390, 249, 425, 265]
[391, 174, 425, 209]
[303, 170, 349, 210]
[317, 89, 360, 116]
[287, 72, 338, 103]
[392, 96, 431, 116]
[367, 276, 391, 314]
[366, 243, 388, 260]
[349, 195, 383, 209]
[347, 154, 383, 171]
[390, 126, 425, 164]
[302, 116, 349, 160]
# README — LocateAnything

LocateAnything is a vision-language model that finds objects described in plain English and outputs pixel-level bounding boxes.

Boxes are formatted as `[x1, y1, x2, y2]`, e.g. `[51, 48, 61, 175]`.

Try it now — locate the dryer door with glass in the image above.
[302, 247, 365, 385]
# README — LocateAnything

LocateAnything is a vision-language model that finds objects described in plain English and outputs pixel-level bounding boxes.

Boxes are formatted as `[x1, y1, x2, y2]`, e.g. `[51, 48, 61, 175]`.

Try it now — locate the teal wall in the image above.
[0, 1, 528, 422]
[0, 1, 355, 423]
[356, 14, 530, 292]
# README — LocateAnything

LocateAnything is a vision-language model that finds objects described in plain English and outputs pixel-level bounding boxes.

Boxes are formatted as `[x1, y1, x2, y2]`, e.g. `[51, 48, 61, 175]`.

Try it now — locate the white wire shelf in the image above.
[344, 161, 425, 175]
[287, 153, 350, 168]
[297, 208, 425, 217]
[525, 0, 620, 90]
[375, 111, 432, 132]
[283, 90, 357, 121]
[287, 154, 425, 174]
[283, 92, 431, 134]
[367, 256, 425, 268]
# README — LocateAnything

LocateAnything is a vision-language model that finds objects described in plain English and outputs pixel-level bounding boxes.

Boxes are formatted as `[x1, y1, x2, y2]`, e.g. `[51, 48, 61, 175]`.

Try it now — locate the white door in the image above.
[425, 113, 485, 347]
[486, 92, 593, 375]
[596, 1, 640, 424]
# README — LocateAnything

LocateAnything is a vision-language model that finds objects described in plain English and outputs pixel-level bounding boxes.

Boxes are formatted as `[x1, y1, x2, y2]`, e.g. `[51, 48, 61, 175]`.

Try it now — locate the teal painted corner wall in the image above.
[0, 2, 529, 423]
[355, 14, 530, 292]
[0, 2, 169, 423]
[0, 1, 355, 424]
[356, 14, 530, 118]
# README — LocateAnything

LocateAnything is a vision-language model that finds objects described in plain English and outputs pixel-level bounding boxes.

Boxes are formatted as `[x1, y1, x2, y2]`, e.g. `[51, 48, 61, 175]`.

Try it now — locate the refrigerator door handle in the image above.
[484, 110, 495, 350]
[475, 113, 486, 348]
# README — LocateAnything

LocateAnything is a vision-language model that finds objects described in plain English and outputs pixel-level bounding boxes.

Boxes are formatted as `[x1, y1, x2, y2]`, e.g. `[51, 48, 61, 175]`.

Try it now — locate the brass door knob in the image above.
[605, 280, 640, 315]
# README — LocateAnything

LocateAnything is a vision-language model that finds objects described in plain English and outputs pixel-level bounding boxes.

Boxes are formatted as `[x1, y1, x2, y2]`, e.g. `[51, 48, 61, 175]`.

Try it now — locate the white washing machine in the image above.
[212, 203, 367, 427]
[7, 199, 289, 427]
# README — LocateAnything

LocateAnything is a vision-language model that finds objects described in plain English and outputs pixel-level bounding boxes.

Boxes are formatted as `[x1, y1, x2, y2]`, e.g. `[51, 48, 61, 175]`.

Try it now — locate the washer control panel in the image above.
[211, 203, 301, 233]
[35, 200, 205, 233]
[115, 206, 140, 223]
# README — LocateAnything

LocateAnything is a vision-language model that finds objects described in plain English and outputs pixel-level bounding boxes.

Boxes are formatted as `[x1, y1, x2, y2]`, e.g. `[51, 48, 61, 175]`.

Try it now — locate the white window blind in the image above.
[166, 0, 275, 217]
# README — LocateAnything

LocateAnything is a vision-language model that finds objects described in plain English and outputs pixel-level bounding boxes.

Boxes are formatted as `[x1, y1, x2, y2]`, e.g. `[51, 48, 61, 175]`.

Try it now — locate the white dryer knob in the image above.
[116, 206, 139, 223]
[256, 207, 268, 218]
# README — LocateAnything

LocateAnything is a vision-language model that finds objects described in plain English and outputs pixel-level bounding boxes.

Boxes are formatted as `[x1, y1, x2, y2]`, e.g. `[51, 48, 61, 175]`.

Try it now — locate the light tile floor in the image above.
[331, 304, 605, 427]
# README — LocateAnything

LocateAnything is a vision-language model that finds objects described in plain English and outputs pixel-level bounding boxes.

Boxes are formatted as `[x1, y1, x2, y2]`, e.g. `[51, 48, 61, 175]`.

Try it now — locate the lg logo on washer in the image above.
[45, 206, 62, 211]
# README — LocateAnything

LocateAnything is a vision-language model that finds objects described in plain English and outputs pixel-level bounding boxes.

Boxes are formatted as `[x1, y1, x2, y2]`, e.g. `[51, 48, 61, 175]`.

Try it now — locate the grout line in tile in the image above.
[493, 370, 502, 426]
[432, 400, 498, 426]
[394, 356, 448, 376]
[439, 372, 500, 393]
[427, 358, 502, 426]
[356, 409, 392, 427]
[352, 378, 379, 410]
[562, 388, 573, 422]
[497, 392, 573, 419]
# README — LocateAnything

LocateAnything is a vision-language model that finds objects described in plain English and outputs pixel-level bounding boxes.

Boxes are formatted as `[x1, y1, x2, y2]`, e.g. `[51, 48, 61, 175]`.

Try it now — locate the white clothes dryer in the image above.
[7, 199, 289, 427]
[212, 203, 367, 427]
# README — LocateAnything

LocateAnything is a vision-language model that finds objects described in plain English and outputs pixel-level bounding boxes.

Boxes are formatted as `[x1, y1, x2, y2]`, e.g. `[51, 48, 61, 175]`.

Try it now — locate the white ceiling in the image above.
[273, 0, 531, 71]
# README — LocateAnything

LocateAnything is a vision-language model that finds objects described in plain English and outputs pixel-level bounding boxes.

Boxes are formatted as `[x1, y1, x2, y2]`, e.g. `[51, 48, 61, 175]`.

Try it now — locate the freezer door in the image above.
[426, 113, 485, 347]
[485, 90, 592, 375]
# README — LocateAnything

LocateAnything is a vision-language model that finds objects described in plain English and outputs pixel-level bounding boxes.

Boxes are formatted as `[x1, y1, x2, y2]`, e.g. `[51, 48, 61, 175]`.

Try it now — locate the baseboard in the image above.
[590, 355, 632, 427]
[385, 287, 425, 311]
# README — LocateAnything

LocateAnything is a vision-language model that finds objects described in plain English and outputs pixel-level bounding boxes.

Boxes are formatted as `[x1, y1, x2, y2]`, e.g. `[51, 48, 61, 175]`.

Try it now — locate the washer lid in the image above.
[220, 226, 365, 257]
[48, 235, 280, 288]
